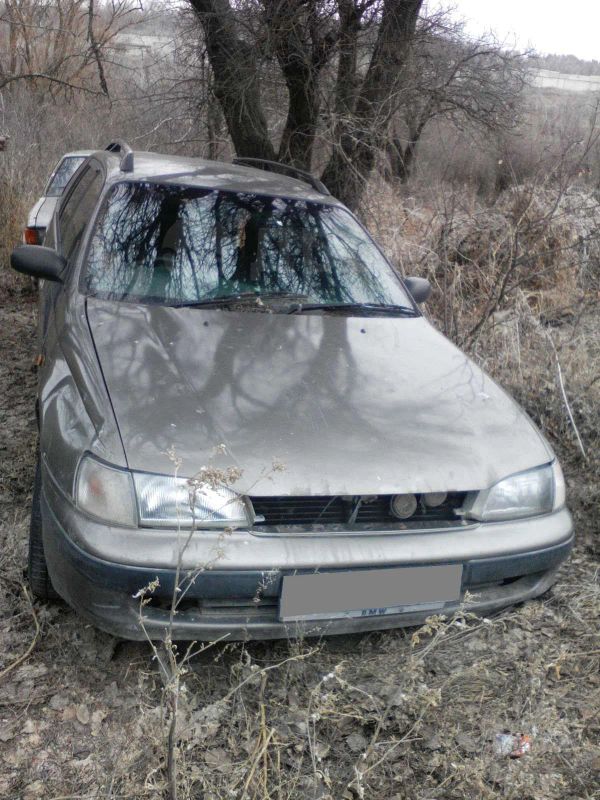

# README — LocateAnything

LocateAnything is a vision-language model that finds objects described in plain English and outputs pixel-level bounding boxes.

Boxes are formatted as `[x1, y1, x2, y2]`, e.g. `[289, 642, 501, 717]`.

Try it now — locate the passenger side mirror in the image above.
[11, 245, 66, 283]
[404, 276, 431, 305]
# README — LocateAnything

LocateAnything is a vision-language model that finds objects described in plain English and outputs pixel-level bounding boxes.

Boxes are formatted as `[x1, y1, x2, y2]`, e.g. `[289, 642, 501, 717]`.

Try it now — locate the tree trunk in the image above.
[386, 127, 422, 184]
[265, 0, 335, 171]
[190, 0, 423, 210]
[277, 67, 319, 170]
[87, 0, 110, 97]
[385, 138, 405, 181]
[190, 0, 276, 160]
[321, 0, 423, 209]
[266, 0, 319, 171]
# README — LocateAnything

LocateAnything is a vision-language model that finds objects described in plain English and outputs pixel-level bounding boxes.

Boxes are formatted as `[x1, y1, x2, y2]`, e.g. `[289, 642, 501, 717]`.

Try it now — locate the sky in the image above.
[444, 0, 600, 61]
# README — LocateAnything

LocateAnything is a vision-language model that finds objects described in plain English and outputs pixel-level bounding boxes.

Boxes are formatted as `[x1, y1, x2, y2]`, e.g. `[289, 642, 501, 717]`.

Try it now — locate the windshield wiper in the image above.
[172, 292, 310, 309]
[287, 302, 418, 317]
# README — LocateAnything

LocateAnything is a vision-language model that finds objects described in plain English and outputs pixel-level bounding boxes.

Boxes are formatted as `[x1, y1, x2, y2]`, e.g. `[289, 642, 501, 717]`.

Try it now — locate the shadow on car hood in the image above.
[86, 299, 551, 496]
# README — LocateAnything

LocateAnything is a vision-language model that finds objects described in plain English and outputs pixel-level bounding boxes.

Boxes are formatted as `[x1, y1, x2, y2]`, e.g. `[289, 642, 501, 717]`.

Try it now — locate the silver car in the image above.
[11, 142, 573, 641]
[24, 151, 91, 245]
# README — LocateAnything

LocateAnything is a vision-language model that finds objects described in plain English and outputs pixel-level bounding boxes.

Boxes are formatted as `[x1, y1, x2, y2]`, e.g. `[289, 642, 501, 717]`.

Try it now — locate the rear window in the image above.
[82, 182, 411, 309]
[46, 156, 87, 197]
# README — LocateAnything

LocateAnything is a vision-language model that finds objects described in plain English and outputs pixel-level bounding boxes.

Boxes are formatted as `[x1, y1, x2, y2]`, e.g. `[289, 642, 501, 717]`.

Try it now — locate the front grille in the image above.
[250, 493, 466, 528]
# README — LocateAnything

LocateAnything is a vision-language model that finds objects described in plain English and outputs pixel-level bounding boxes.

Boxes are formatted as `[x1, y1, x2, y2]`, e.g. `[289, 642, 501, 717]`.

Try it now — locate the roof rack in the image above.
[232, 157, 330, 196]
[105, 140, 134, 173]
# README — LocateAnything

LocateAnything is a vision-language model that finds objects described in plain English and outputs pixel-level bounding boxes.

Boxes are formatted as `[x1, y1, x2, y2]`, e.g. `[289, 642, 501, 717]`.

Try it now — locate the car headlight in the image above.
[463, 461, 565, 522]
[76, 455, 137, 527]
[133, 473, 252, 529]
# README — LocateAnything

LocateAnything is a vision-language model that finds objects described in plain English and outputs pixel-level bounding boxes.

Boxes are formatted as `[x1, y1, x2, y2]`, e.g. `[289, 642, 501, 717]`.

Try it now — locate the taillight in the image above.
[23, 227, 42, 245]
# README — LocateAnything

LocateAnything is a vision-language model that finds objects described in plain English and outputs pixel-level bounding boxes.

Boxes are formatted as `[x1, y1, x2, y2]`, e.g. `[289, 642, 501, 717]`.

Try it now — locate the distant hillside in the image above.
[531, 53, 600, 76]
[531, 69, 600, 94]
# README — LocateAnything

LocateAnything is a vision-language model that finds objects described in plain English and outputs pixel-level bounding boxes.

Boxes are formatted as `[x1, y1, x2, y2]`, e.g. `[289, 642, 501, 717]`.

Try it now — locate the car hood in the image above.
[27, 196, 58, 229]
[86, 299, 551, 496]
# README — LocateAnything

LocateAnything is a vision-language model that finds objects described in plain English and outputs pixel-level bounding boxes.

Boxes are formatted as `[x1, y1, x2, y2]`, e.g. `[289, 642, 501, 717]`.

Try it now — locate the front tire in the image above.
[28, 458, 58, 600]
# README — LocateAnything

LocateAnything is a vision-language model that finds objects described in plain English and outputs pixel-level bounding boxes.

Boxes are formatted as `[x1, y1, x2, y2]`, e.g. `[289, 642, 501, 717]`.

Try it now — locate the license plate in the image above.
[279, 565, 462, 622]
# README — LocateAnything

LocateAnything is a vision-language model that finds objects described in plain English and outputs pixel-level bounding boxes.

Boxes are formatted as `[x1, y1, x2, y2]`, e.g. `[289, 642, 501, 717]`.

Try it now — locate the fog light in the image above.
[391, 494, 417, 519]
[423, 492, 447, 508]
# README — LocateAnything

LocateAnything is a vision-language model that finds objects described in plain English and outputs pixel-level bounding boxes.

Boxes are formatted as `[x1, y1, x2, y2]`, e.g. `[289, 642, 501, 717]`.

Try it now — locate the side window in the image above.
[58, 166, 104, 262]
[45, 156, 87, 197]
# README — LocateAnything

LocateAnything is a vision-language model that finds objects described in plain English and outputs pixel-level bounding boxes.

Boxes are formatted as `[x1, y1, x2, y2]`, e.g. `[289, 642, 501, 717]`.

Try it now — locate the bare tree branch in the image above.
[87, 0, 110, 97]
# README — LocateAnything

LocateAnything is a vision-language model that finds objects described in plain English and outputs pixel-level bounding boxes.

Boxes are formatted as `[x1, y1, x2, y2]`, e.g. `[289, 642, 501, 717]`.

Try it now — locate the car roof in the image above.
[94, 149, 343, 206]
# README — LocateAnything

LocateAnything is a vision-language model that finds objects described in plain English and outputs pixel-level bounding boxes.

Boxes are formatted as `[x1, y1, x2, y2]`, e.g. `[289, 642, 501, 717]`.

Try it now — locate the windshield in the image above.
[46, 156, 87, 197]
[82, 182, 413, 311]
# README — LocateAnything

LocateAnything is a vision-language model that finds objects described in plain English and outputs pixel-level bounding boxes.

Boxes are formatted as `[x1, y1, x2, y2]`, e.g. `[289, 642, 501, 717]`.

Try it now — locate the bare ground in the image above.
[0, 289, 598, 800]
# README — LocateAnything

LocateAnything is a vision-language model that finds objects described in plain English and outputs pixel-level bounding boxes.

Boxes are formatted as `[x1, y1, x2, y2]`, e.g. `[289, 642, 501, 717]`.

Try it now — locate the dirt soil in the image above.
[0, 289, 599, 800]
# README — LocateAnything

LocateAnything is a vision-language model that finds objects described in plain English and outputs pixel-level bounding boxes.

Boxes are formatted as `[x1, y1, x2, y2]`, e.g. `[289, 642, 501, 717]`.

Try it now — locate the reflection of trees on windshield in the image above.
[83, 182, 409, 307]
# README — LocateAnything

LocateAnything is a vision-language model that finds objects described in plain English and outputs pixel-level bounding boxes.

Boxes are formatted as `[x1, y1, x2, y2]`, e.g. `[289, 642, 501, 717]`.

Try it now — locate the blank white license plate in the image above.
[279, 565, 462, 622]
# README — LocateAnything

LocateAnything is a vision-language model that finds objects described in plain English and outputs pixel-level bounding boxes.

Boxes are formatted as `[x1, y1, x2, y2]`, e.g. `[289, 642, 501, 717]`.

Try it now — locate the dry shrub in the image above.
[449, 184, 600, 300]
[0, 177, 29, 294]
[365, 177, 600, 337]
[473, 298, 599, 469]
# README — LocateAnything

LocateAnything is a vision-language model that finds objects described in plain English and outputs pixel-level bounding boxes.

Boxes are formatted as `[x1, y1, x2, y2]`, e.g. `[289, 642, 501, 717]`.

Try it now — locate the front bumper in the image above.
[41, 477, 574, 641]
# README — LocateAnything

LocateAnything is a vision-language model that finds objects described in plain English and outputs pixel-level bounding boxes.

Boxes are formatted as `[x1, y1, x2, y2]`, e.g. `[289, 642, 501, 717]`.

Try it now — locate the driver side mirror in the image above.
[11, 245, 66, 283]
[404, 276, 431, 305]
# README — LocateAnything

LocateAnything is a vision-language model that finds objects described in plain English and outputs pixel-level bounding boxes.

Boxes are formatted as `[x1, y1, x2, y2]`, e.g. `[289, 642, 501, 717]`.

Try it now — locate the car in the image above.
[10, 141, 573, 641]
[24, 150, 92, 245]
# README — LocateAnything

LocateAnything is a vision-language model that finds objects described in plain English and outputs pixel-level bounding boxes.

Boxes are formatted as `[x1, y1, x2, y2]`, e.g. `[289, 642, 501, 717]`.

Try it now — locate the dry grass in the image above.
[0, 178, 29, 295]
[366, 177, 600, 328]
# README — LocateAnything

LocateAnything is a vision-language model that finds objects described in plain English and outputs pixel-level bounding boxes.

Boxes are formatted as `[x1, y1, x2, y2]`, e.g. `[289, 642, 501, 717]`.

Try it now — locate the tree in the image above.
[0, 0, 144, 96]
[385, 10, 528, 182]
[188, 0, 424, 209]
